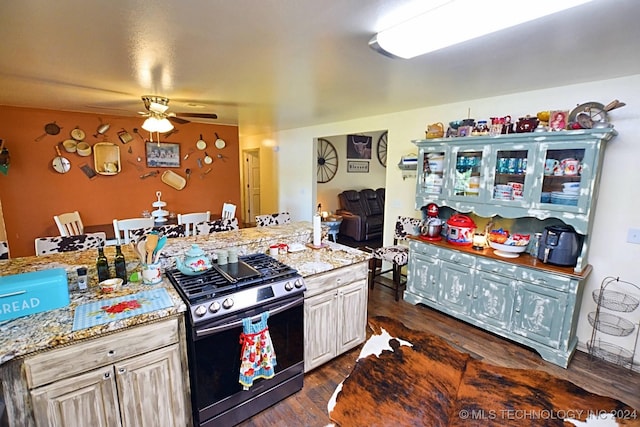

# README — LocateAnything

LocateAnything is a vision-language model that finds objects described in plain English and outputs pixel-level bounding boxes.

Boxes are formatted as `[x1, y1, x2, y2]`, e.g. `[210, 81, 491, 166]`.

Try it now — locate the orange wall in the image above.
[0, 106, 241, 257]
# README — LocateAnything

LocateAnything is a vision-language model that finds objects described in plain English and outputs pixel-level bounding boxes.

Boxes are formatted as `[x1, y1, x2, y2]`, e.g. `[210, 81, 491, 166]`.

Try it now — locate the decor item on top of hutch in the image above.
[406, 128, 617, 368]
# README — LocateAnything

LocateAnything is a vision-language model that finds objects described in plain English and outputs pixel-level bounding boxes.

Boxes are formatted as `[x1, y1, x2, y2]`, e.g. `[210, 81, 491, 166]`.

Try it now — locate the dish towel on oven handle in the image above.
[239, 311, 277, 390]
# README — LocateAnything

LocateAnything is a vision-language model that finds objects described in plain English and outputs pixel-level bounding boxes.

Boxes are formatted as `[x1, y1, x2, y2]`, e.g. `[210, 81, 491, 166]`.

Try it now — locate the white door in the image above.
[243, 150, 261, 225]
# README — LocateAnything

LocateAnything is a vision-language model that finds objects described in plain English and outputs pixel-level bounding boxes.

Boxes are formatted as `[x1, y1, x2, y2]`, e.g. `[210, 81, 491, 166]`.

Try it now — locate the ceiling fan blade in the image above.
[176, 112, 218, 120]
[168, 116, 190, 125]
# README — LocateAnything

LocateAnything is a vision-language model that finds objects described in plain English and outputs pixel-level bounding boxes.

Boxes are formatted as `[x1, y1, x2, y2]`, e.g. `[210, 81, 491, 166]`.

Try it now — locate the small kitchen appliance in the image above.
[445, 214, 476, 246]
[420, 203, 443, 241]
[537, 224, 582, 266]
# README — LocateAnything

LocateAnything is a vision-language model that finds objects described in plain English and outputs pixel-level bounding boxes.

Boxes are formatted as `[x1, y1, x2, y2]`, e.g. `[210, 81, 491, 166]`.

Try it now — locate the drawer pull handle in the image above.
[103, 372, 111, 379]
[108, 350, 116, 357]
[118, 368, 126, 374]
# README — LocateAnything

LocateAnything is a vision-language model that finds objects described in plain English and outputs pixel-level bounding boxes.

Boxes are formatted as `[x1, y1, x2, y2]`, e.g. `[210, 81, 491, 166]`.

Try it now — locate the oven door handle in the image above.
[195, 297, 302, 338]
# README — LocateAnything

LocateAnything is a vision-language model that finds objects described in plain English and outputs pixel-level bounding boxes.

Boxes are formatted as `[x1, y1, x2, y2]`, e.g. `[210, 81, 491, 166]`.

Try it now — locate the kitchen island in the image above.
[0, 221, 370, 426]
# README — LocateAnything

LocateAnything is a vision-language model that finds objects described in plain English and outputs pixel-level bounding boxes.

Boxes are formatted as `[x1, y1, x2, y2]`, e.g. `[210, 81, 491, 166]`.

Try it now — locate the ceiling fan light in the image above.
[156, 117, 174, 133]
[142, 116, 174, 133]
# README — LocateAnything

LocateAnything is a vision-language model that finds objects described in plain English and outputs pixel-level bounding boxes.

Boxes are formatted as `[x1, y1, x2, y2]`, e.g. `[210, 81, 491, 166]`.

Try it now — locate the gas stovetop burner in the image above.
[167, 253, 305, 324]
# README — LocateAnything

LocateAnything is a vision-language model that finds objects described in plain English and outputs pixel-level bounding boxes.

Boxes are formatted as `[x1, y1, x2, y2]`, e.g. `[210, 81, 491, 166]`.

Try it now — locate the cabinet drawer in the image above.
[439, 248, 476, 267]
[476, 257, 517, 278]
[304, 262, 368, 298]
[24, 317, 179, 388]
[516, 268, 571, 291]
[410, 240, 440, 257]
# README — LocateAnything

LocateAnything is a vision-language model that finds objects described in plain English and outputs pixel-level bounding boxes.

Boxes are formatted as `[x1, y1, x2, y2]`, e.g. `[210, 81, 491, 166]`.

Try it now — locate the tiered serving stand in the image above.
[151, 191, 169, 225]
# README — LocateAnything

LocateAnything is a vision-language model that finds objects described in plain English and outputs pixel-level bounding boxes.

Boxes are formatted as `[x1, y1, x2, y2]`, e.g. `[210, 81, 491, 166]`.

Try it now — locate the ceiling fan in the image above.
[139, 95, 218, 125]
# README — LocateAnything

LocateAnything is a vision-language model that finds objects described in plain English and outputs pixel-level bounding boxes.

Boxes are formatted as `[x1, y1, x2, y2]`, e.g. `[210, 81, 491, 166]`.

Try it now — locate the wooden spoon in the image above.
[145, 234, 159, 264]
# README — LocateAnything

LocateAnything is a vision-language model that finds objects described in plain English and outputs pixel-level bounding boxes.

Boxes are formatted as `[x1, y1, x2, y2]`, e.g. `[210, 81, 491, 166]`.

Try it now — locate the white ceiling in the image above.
[1, 0, 639, 136]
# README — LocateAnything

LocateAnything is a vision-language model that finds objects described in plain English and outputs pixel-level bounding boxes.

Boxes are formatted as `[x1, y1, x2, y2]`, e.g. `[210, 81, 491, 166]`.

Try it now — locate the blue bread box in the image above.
[0, 268, 69, 322]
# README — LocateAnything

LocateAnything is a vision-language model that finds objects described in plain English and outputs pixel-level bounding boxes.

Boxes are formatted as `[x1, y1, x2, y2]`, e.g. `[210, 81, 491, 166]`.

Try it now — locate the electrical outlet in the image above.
[627, 228, 640, 244]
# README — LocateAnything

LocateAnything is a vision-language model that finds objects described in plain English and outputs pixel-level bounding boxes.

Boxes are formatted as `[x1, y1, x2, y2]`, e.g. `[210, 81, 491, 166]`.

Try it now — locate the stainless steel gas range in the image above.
[166, 253, 306, 427]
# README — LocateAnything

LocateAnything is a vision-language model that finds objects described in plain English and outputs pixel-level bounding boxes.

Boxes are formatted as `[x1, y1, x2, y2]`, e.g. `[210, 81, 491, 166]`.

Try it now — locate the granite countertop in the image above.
[0, 222, 370, 365]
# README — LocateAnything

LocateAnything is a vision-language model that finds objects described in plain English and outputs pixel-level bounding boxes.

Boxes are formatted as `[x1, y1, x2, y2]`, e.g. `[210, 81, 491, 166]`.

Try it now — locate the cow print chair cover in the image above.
[369, 216, 422, 301]
[35, 232, 107, 256]
[195, 218, 239, 235]
[255, 212, 291, 227]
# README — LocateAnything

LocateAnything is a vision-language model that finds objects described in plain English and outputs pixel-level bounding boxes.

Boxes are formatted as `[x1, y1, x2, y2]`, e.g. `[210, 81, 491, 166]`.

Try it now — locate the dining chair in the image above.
[53, 211, 84, 236]
[368, 216, 422, 301]
[177, 211, 211, 236]
[112, 218, 155, 244]
[129, 224, 186, 241]
[221, 203, 237, 220]
[196, 218, 239, 235]
[255, 212, 291, 227]
[35, 232, 106, 256]
[0, 241, 9, 260]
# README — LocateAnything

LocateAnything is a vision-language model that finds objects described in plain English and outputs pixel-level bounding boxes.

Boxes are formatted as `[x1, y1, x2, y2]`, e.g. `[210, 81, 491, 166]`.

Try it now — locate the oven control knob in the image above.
[209, 301, 221, 313]
[194, 305, 207, 317]
[294, 278, 304, 289]
[284, 281, 294, 291]
[222, 298, 234, 309]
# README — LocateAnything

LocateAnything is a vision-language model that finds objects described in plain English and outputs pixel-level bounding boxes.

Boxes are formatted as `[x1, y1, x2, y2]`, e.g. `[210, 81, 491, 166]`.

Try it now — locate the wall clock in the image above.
[376, 131, 387, 167]
[317, 138, 338, 183]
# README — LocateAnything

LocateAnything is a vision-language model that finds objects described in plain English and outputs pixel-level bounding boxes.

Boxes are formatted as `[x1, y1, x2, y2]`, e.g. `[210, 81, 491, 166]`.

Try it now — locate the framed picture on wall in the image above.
[145, 142, 181, 168]
[347, 160, 369, 173]
[346, 134, 372, 159]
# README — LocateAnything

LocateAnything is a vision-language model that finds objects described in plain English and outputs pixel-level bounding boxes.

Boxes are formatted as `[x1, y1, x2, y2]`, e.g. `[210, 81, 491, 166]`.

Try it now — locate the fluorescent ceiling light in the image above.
[370, 0, 593, 59]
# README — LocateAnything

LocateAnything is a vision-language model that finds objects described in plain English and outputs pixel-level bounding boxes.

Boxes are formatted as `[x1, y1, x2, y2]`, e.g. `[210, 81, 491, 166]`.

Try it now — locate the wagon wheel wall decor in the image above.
[317, 138, 338, 183]
[377, 131, 387, 167]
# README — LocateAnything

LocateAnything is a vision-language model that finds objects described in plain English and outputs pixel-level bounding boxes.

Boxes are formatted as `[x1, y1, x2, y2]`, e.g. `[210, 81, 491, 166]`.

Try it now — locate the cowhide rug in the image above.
[328, 316, 639, 427]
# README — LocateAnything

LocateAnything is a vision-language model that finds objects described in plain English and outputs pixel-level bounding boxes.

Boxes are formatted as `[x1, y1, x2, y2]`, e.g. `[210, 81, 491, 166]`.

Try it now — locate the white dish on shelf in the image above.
[488, 240, 528, 258]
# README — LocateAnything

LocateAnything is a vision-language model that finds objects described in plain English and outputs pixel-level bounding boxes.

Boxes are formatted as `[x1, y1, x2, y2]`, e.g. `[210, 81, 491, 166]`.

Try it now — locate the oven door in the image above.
[189, 294, 304, 425]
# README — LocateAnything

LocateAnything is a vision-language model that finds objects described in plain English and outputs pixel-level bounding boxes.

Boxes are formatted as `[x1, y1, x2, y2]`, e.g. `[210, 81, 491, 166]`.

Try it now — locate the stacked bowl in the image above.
[551, 182, 580, 206]
[493, 184, 513, 201]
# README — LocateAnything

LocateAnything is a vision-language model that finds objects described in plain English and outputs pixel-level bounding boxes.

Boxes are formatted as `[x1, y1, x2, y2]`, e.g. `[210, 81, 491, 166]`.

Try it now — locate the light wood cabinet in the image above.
[21, 318, 190, 427]
[303, 261, 368, 372]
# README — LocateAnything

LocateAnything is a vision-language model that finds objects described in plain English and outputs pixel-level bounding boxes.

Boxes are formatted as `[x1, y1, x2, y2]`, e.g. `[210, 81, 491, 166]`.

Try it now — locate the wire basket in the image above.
[592, 289, 639, 312]
[588, 339, 634, 367]
[588, 312, 636, 337]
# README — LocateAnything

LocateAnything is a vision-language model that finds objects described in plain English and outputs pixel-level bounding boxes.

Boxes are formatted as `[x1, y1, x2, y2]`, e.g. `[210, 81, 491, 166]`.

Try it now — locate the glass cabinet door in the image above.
[448, 146, 484, 201]
[537, 142, 594, 214]
[418, 148, 447, 200]
[491, 148, 533, 207]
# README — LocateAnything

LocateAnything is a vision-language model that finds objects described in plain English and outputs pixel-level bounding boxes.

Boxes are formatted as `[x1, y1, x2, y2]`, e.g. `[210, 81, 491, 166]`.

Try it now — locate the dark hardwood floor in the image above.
[238, 279, 640, 427]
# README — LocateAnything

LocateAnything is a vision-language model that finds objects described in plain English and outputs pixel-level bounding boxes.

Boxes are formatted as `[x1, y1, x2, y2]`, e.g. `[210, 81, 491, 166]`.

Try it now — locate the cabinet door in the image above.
[31, 367, 121, 427]
[407, 251, 440, 301]
[439, 261, 474, 314]
[489, 146, 535, 208]
[336, 279, 368, 355]
[533, 141, 597, 215]
[447, 145, 489, 203]
[417, 146, 449, 204]
[304, 290, 338, 372]
[471, 272, 515, 329]
[512, 283, 567, 348]
[116, 344, 187, 427]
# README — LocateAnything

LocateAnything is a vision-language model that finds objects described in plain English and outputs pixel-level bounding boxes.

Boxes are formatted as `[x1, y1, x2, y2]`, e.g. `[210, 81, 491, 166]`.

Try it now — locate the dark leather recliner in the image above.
[337, 188, 384, 241]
